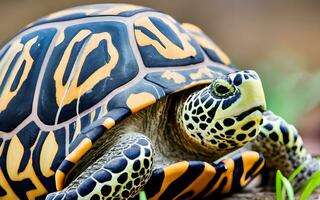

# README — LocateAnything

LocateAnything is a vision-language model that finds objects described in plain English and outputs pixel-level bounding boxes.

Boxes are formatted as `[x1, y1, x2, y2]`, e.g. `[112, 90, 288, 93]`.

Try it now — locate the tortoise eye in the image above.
[216, 84, 229, 94]
[212, 80, 234, 97]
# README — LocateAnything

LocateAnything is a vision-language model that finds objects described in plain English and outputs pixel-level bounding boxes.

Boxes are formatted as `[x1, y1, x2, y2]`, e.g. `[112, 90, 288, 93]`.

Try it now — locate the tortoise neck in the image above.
[168, 88, 223, 159]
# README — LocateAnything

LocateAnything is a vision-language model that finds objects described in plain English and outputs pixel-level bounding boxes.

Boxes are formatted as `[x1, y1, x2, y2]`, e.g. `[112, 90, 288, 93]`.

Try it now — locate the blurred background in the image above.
[0, 0, 319, 153]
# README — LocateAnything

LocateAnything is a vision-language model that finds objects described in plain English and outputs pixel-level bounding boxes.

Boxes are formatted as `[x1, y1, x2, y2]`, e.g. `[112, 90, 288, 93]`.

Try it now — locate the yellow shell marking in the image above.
[40, 132, 58, 178]
[54, 30, 119, 106]
[126, 92, 156, 113]
[189, 67, 214, 80]
[70, 118, 82, 142]
[46, 8, 98, 20]
[181, 23, 203, 33]
[135, 17, 197, 60]
[54, 29, 65, 47]
[66, 138, 92, 164]
[0, 37, 37, 112]
[99, 4, 144, 15]
[103, 117, 116, 129]
[56, 138, 92, 190]
[7, 134, 47, 199]
[90, 110, 96, 122]
[55, 170, 66, 191]
[0, 141, 5, 156]
[0, 169, 19, 199]
[161, 71, 186, 84]
[182, 23, 231, 65]
[100, 105, 108, 116]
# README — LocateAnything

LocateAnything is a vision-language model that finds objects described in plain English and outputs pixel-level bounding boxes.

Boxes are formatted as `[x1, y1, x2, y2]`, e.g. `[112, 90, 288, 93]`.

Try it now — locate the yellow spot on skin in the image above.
[54, 30, 119, 106]
[182, 23, 231, 65]
[204, 151, 264, 196]
[126, 92, 156, 113]
[103, 117, 115, 129]
[55, 170, 66, 191]
[176, 162, 217, 199]
[0, 169, 19, 199]
[149, 161, 189, 200]
[189, 67, 214, 80]
[99, 5, 143, 15]
[134, 16, 197, 60]
[7, 135, 47, 199]
[66, 138, 92, 163]
[217, 159, 235, 194]
[40, 132, 58, 178]
[0, 37, 37, 112]
[161, 71, 186, 84]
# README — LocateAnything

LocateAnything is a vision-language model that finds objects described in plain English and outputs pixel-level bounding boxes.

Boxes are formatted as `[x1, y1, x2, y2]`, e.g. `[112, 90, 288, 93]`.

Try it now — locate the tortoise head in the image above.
[181, 70, 266, 156]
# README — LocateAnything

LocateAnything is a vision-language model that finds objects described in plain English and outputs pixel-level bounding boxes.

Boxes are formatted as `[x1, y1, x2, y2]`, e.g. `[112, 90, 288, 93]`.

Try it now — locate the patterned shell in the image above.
[0, 4, 234, 199]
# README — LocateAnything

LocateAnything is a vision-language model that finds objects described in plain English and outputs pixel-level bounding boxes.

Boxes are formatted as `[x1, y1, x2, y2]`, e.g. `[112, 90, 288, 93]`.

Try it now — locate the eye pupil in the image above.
[216, 85, 229, 94]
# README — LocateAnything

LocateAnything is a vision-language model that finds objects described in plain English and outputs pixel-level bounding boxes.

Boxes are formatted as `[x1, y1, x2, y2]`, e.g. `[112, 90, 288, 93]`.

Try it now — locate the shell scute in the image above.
[27, 4, 155, 29]
[38, 21, 139, 125]
[0, 28, 57, 132]
[182, 23, 231, 66]
[134, 16, 204, 67]
[0, 4, 237, 199]
[107, 79, 165, 114]
[1, 122, 67, 199]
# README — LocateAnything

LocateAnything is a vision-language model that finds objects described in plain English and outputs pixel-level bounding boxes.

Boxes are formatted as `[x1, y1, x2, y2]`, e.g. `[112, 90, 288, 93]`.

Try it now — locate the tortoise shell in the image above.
[0, 4, 234, 199]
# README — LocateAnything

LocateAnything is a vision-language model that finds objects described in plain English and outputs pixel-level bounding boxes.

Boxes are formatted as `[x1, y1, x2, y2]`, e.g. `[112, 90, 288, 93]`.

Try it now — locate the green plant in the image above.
[276, 170, 295, 200]
[139, 191, 147, 200]
[299, 170, 320, 200]
[275, 163, 320, 200]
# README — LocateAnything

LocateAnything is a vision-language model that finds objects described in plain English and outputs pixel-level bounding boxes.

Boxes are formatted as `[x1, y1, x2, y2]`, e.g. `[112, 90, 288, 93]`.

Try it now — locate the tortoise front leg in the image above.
[46, 132, 154, 200]
[252, 111, 320, 186]
[144, 151, 265, 199]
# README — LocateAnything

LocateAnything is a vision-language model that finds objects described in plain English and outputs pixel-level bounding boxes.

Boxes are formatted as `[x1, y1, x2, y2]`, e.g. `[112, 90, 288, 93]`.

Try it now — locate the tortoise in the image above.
[0, 3, 318, 200]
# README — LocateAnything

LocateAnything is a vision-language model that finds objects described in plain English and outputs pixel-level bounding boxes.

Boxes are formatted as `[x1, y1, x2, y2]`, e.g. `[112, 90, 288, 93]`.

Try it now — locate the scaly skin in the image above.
[253, 111, 320, 186]
[47, 133, 154, 200]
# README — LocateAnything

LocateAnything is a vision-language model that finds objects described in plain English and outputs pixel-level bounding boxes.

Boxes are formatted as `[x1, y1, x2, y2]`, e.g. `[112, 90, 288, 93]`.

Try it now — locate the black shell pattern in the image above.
[0, 4, 234, 199]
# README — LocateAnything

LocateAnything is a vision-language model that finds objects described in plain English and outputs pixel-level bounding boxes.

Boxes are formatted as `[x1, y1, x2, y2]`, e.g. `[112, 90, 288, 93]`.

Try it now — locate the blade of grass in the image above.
[276, 170, 283, 200]
[276, 170, 295, 200]
[281, 176, 295, 200]
[299, 171, 320, 200]
[288, 163, 306, 182]
[139, 191, 147, 200]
